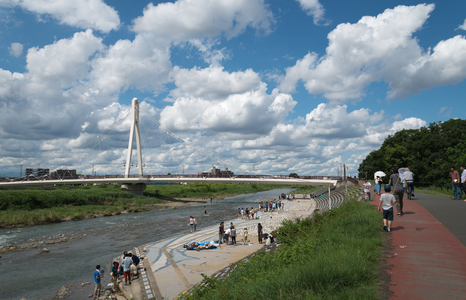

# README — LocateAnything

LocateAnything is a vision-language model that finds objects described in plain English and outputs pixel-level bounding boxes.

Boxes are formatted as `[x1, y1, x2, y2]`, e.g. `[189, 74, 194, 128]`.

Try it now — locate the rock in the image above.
[41, 248, 49, 253]
[88, 294, 93, 298]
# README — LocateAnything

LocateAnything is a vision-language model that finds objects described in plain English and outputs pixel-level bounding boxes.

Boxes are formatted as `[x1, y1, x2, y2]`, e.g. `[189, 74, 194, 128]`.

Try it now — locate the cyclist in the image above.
[403, 168, 415, 199]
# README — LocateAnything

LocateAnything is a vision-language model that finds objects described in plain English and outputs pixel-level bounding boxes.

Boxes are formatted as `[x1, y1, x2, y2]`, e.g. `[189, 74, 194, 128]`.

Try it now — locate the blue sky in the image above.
[0, 0, 465, 177]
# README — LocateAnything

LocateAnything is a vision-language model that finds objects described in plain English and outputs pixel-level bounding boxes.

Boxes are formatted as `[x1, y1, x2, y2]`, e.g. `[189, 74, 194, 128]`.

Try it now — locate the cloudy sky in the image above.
[0, 0, 465, 177]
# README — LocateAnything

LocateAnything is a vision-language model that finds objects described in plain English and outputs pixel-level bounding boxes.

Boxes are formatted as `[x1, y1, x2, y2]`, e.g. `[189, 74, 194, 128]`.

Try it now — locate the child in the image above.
[363, 179, 372, 201]
[378, 184, 396, 232]
[243, 227, 248, 244]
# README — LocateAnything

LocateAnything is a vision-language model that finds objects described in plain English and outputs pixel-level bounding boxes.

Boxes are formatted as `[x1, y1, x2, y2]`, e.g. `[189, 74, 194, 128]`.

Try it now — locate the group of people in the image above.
[258, 200, 283, 212]
[93, 251, 141, 299]
[218, 221, 238, 245]
[238, 207, 256, 219]
[217, 221, 264, 245]
[189, 216, 197, 232]
[450, 165, 466, 200]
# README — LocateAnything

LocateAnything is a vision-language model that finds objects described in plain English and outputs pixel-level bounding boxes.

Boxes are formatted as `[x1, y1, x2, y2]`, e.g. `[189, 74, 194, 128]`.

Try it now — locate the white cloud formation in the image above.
[167, 65, 261, 101]
[160, 83, 296, 134]
[90, 33, 172, 94]
[296, 0, 328, 25]
[132, 0, 274, 41]
[280, 4, 466, 101]
[1, 0, 120, 32]
[458, 20, 466, 31]
[26, 29, 103, 92]
[8, 42, 23, 57]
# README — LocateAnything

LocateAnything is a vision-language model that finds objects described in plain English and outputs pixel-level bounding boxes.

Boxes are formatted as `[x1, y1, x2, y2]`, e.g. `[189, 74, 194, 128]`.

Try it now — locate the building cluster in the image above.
[198, 167, 234, 178]
[24, 167, 77, 179]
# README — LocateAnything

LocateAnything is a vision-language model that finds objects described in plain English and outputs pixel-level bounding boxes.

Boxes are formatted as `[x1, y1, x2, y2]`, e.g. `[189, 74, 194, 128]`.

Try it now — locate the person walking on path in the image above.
[389, 166, 405, 216]
[218, 222, 224, 244]
[121, 253, 132, 285]
[461, 165, 466, 201]
[94, 265, 103, 299]
[450, 166, 462, 200]
[378, 184, 396, 232]
[363, 179, 372, 201]
[403, 168, 415, 198]
[193, 217, 197, 231]
[189, 216, 194, 232]
[374, 175, 383, 195]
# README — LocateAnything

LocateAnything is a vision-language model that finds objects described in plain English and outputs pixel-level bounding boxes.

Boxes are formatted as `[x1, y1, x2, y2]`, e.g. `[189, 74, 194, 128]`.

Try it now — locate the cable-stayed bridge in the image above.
[0, 98, 344, 189]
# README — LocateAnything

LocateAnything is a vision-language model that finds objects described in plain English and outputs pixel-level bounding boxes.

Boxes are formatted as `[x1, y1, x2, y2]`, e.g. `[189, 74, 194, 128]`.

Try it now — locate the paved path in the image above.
[408, 192, 466, 246]
[368, 189, 466, 299]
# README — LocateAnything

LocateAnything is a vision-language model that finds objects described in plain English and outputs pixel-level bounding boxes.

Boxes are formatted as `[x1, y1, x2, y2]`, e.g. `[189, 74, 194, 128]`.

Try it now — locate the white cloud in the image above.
[1, 0, 120, 32]
[458, 20, 466, 31]
[167, 65, 262, 101]
[280, 4, 466, 101]
[131, 0, 274, 41]
[160, 83, 296, 134]
[26, 29, 104, 92]
[296, 0, 328, 25]
[8, 42, 23, 57]
[90, 33, 172, 94]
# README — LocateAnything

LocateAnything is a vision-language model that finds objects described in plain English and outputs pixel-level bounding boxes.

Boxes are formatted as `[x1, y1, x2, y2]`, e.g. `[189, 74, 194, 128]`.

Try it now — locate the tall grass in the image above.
[184, 200, 382, 300]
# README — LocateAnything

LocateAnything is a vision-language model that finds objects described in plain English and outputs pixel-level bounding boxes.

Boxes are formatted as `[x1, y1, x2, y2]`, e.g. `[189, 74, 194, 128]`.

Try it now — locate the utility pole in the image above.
[20, 165, 22, 177]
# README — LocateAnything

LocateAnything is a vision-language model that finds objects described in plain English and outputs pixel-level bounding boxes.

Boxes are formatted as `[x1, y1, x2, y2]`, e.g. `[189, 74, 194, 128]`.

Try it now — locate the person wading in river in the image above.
[189, 216, 194, 232]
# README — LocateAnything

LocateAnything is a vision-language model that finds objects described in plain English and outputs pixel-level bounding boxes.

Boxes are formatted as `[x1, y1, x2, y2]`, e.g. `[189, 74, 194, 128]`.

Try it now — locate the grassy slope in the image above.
[184, 200, 382, 300]
[143, 183, 293, 199]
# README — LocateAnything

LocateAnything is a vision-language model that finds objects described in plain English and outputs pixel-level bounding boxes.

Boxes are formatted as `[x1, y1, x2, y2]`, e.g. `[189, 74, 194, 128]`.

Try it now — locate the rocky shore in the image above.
[0, 232, 87, 253]
[244, 200, 315, 237]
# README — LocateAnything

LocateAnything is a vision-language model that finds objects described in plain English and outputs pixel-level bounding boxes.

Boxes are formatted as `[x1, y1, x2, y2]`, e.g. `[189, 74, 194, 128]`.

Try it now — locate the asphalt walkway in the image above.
[368, 188, 466, 299]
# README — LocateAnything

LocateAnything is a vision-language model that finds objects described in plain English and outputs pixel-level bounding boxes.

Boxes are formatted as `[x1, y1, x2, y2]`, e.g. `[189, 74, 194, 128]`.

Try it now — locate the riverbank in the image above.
[0, 183, 295, 228]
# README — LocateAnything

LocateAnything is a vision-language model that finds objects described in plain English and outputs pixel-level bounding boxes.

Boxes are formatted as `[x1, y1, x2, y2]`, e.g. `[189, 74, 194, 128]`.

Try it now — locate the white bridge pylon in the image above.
[125, 98, 143, 178]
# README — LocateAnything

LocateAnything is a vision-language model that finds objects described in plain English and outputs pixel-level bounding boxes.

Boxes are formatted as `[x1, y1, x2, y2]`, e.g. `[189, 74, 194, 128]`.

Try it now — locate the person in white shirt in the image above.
[377, 184, 396, 232]
[403, 168, 415, 198]
[363, 179, 372, 202]
[461, 165, 466, 201]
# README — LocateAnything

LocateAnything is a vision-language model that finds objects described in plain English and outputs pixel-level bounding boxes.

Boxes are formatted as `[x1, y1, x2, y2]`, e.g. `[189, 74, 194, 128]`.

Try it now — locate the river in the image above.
[0, 188, 293, 300]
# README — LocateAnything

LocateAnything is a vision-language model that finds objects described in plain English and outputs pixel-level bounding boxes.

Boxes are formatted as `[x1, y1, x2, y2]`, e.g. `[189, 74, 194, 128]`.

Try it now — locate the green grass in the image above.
[416, 184, 463, 199]
[292, 185, 323, 194]
[143, 183, 293, 199]
[182, 200, 382, 300]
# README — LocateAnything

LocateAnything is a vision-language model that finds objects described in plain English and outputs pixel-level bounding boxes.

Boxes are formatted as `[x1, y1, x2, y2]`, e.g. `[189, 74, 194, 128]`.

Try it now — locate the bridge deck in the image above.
[0, 177, 338, 187]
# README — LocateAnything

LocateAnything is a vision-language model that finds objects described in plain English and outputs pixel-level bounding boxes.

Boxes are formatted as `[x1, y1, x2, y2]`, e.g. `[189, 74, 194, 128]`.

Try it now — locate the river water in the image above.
[0, 188, 292, 300]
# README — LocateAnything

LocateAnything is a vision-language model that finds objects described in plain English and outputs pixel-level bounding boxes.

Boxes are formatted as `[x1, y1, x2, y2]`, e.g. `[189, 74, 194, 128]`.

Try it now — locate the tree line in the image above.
[358, 118, 466, 184]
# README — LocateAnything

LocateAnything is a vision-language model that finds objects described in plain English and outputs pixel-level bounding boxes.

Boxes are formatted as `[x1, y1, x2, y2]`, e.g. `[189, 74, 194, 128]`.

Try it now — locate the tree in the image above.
[358, 118, 466, 184]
